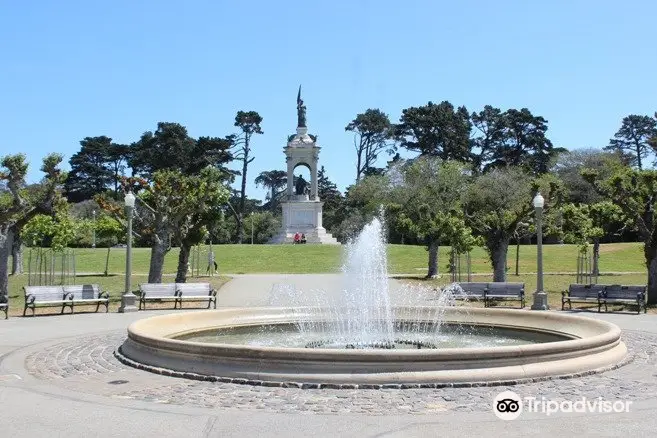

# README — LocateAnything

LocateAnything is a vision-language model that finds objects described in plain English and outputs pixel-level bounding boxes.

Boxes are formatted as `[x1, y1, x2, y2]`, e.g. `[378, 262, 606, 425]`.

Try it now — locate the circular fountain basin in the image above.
[118, 306, 627, 386]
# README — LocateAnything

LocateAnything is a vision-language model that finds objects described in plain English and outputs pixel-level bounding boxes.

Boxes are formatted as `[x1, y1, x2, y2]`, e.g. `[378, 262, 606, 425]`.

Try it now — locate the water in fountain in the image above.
[338, 216, 394, 346]
[265, 215, 459, 349]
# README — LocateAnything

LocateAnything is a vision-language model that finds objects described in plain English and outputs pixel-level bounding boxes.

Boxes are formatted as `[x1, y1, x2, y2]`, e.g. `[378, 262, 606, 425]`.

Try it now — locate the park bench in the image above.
[452, 282, 488, 302]
[23, 286, 73, 316]
[561, 284, 605, 312]
[485, 282, 525, 308]
[63, 284, 110, 313]
[176, 283, 217, 309]
[0, 295, 7, 319]
[138, 283, 178, 310]
[600, 285, 647, 314]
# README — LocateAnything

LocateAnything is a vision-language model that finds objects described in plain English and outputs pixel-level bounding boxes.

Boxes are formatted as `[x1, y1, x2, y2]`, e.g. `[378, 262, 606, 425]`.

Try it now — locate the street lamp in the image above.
[531, 192, 549, 310]
[92, 210, 96, 249]
[119, 191, 137, 313]
[251, 212, 254, 245]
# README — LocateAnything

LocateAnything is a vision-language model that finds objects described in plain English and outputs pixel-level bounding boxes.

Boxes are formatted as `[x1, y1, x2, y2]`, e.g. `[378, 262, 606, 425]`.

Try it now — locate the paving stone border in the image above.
[22, 330, 657, 415]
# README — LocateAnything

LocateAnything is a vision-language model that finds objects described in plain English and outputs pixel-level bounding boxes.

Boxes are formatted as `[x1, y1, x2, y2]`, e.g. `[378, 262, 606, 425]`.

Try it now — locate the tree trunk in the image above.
[636, 144, 643, 170]
[104, 247, 111, 276]
[356, 149, 362, 183]
[11, 233, 23, 275]
[175, 242, 191, 283]
[489, 239, 509, 282]
[238, 139, 250, 244]
[592, 238, 600, 276]
[515, 239, 520, 276]
[148, 228, 169, 283]
[0, 228, 14, 299]
[427, 240, 440, 278]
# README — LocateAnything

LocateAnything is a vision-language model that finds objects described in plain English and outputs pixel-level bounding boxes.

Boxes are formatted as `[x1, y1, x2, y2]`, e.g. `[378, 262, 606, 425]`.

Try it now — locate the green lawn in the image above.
[6, 242, 651, 316]
[16, 242, 648, 275]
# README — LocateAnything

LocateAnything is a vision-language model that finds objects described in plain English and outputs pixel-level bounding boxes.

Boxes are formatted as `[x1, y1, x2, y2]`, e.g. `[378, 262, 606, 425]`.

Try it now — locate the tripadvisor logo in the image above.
[493, 391, 632, 420]
[493, 391, 523, 420]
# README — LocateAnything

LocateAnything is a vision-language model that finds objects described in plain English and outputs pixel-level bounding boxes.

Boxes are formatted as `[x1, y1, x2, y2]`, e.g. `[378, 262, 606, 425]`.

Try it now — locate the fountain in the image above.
[117, 217, 627, 387]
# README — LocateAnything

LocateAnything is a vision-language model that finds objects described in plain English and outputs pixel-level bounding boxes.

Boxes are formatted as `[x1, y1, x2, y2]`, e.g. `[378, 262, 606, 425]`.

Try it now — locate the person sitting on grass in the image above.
[300, 233, 307, 244]
[293, 232, 301, 244]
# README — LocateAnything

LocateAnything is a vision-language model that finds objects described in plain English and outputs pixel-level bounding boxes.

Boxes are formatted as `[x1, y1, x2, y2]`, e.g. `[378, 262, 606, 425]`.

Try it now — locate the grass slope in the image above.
[16, 242, 647, 275]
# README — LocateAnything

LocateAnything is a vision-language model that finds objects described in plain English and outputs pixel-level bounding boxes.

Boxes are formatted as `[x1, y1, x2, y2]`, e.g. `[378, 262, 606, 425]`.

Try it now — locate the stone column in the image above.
[311, 159, 318, 200]
[286, 157, 294, 198]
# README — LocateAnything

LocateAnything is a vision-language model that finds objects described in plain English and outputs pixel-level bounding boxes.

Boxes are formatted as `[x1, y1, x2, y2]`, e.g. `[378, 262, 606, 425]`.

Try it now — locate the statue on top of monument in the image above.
[296, 85, 307, 128]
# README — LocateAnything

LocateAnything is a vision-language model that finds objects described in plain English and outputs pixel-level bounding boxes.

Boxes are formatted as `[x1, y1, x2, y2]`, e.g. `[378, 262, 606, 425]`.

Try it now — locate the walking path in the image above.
[1, 274, 656, 437]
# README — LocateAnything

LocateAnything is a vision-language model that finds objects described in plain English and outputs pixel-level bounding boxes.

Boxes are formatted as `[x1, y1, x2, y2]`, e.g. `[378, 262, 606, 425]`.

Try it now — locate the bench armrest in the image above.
[25, 294, 36, 305]
[597, 291, 605, 299]
[100, 291, 110, 300]
[561, 291, 567, 297]
[210, 288, 217, 297]
[64, 292, 74, 301]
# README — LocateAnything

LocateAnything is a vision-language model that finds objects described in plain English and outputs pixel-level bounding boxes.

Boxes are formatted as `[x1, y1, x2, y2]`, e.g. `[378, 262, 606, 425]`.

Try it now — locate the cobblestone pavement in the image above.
[24, 330, 657, 415]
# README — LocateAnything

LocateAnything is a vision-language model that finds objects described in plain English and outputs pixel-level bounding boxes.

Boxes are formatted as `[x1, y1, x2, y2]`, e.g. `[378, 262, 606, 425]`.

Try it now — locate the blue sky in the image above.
[1, 0, 656, 201]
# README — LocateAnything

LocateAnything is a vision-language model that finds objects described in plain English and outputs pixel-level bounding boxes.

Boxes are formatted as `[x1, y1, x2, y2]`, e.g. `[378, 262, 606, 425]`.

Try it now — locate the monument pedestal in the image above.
[269, 199, 339, 244]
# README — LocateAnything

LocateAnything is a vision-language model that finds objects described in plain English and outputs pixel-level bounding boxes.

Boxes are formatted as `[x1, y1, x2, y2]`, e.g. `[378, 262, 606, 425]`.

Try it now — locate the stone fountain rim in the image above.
[124, 306, 622, 361]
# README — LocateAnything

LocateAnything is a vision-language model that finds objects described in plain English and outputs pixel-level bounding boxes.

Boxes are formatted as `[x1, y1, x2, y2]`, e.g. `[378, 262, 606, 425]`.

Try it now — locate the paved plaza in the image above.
[2, 274, 657, 437]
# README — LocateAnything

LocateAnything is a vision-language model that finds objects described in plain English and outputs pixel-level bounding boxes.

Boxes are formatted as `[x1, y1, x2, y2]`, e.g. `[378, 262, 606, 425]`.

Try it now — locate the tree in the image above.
[107, 143, 130, 199]
[485, 108, 565, 175]
[386, 158, 470, 277]
[604, 114, 657, 170]
[94, 214, 124, 276]
[396, 101, 472, 160]
[463, 168, 561, 281]
[255, 170, 287, 211]
[130, 169, 225, 283]
[582, 167, 657, 304]
[553, 149, 625, 204]
[561, 202, 624, 275]
[345, 109, 396, 182]
[173, 167, 230, 283]
[470, 106, 507, 174]
[232, 111, 263, 243]
[64, 136, 115, 202]
[1, 154, 65, 299]
[130, 123, 233, 177]
[317, 166, 344, 232]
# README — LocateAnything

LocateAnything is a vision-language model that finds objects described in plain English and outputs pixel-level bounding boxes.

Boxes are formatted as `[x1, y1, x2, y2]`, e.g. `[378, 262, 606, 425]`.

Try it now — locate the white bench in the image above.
[63, 284, 110, 313]
[138, 283, 217, 310]
[176, 283, 217, 309]
[138, 283, 178, 310]
[23, 286, 73, 316]
[485, 282, 525, 308]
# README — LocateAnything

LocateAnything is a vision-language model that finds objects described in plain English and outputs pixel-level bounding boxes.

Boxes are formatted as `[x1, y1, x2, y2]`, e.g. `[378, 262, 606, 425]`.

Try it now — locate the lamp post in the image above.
[92, 210, 96, 249]
[119, 191, 138, 313]
[251, 212, 254, 245]
[531, 192, 549, 310]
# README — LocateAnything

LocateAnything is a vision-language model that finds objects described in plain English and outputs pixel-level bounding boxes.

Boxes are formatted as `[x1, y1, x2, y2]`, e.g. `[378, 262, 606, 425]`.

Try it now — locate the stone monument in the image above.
[268, 87, 339, 244]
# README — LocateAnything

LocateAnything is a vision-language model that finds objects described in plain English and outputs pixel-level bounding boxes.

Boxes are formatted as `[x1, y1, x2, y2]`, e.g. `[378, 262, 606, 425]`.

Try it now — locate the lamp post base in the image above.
[118, 293, 138, 313]
[531, 291, 550, 310]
